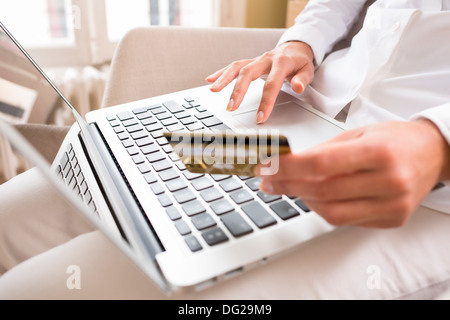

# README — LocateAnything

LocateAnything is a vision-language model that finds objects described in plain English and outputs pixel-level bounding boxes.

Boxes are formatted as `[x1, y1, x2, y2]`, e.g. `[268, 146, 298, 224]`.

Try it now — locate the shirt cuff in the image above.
[410, 103, 450, 147]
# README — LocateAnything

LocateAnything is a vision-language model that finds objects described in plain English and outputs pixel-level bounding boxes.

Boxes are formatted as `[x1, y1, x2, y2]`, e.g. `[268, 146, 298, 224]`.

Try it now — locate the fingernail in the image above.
[298, 81, 305, 93]
[226, 99, 234, 111]
[256, 111, 265, 124]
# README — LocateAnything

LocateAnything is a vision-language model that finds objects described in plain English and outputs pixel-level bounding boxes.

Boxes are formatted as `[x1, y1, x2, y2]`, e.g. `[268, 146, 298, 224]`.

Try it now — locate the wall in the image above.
[246, 0, 288, 28]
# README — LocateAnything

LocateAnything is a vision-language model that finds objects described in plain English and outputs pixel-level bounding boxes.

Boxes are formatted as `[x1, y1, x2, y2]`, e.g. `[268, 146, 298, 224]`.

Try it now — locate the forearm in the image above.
[278, 0, 369, 64]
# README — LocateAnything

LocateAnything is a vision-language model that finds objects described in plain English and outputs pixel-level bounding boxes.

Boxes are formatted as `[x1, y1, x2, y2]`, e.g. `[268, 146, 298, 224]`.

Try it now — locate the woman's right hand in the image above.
[206, 41, 315, 124]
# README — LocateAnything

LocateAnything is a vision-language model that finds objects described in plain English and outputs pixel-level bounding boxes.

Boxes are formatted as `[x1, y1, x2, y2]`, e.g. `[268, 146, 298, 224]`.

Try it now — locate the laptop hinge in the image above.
[81, 123, 165, 259]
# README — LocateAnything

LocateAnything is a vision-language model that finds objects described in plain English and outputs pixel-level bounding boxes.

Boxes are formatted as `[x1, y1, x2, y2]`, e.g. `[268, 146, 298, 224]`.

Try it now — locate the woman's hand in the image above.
[206, 41, 315, 124]
[257, 120, 450, 228]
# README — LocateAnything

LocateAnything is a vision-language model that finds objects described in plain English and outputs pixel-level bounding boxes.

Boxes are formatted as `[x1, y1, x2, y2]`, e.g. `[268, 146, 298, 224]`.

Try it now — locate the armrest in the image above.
[102, 26, 285, 108]
[14, 124, 70, 163]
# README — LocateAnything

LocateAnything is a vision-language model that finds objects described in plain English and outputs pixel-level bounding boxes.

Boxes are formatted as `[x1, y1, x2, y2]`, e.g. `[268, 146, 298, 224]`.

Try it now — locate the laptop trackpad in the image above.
[231, 101, 344, 153]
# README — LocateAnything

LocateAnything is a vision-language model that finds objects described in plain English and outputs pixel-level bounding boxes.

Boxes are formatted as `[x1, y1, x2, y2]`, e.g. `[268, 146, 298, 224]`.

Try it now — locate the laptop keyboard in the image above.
[107, 97, 311, 252]
[56, 142, 98, 216]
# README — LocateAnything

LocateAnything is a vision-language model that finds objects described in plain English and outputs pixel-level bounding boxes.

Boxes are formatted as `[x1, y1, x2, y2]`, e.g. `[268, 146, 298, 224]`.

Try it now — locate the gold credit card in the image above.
[164, 131, 291, 177]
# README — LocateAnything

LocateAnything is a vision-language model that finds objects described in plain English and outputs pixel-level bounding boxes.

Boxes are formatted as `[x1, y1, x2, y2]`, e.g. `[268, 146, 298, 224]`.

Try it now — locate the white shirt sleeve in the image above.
[278, 0, 369, 65]
[411, 103, 450, 189]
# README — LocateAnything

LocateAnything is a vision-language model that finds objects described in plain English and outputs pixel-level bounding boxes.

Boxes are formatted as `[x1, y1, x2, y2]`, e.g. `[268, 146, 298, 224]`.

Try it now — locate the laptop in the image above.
[0, 21, 345, 295]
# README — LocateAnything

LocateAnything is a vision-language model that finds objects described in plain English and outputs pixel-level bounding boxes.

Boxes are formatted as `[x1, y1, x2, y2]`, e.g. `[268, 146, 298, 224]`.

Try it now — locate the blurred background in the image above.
[0, 0, 308, 183]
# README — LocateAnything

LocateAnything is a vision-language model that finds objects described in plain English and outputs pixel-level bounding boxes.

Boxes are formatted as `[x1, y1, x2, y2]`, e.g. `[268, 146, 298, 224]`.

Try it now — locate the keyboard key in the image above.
[165, 178, 187, 192]
[195, 111, 213, 120]
[211, 174, 231, 182]
[186, 122, 205, 131]
[184, 97, 194, 103]
[202, 117, 223, 128]
[174, 163, 186, 172]
[151, 107, 166, 115]
[145, 123, 164, 132]
[122, 139, 134, 148]
[135, 137, 154, 147]
[150, 130, 164, 139]
[156, 112, 172, 121]
[158, 168, 179, 182]
[158, 194, 173, 207]
[137, 163, 151, 174]
[148, 104, 162, 110]
[173, 189, 196, 204]
[185, 235, 202, 252]
[175, 220, 191, 236]
[141, 144, 159, 155]
[116, 111, 134, 121]
[122, 118, 139, 127]
[257, 191, 282, 203]
[210, 199, 234, 215]
[183, 171, 204, 180]
[109, 119, 120, 127]
[202, 227, 228, 246]
[132, 155, 145, 165]
[241, 201, 277, 229]
[143, 172, 158, 184]
[174, 111, 190, 119]
[113, 127, 124, 134]
[161, 118, 178, 127]
[245, 177, 262, 191]
[136, 112, 152, 120]
[180, 116, 197, 125]
[117, 132, 129, 141]
[182, 200, 206, 217]
[230, 189, 253, 204]
[165, 123, 185, 132]
[270, 201, 300, 220]
[126, 146, 139, 156]
[295, 199, 311, 212]
[155, 137, 169, 146]
[191, 213, 216, 230]
[131, 131, 148, 140]
[152, 159, 172, 172]
[146, 152, 165, 163]
[133, 107, 150, 115]
[200, 187, 223, 202]
[141, 117, 157, 126]
[195, 105, 207, 112]
[60, 152, 69, 170]
[150, 183, 165, 195]
[163, 100, 184, 114]
[126, 124, 143, 133]
[219, 178, 242, 192]
[221, 212, 253, 237]
[191, 176, 214, 191]
[166, 206, 182, 220]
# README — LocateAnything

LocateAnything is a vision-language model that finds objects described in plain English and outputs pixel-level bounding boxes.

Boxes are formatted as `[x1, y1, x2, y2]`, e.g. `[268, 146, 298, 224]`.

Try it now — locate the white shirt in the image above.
[279, 0, 450, 213]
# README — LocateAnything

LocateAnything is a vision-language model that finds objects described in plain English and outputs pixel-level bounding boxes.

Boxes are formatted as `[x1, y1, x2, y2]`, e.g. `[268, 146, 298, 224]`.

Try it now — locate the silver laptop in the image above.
[0, 21, 345, 295]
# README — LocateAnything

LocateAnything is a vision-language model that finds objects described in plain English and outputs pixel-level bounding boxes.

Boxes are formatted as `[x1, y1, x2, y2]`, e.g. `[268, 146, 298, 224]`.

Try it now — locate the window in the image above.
[0, 0, 223, 68]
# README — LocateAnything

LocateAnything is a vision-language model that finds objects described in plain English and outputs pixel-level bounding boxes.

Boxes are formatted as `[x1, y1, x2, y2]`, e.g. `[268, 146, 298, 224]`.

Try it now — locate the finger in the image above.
[228, 60, 272, 112]
[304, 197, 410, 227]
[206, 66, 229, 83]
[209, 59, 254, 93]
[260, 169, 404, 202]
[255, 60, 291, 124]
[290, 62, 315, 94]
[258, 139, 383, 180]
